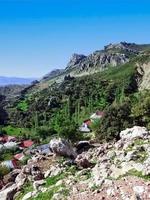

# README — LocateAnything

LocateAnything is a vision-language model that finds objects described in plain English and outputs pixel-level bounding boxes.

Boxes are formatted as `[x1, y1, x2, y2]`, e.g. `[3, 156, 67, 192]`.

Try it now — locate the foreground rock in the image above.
[49, 138, 77, 158]
[120, 126, 149, 140]
[0, 184, 17, 200]
[1, 126, 150, 200]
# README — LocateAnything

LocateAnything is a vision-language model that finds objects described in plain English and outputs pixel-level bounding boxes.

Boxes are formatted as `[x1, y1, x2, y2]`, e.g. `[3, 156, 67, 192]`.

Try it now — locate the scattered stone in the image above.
[33, 179, 46, 191]
[22, 191, 37, 200]
[75, 155, 91, 168]
[133, 185, 144, 195]
[31, 165, 44, 181]
[15, 172, 27, 189]
[125, 151, 139, 161]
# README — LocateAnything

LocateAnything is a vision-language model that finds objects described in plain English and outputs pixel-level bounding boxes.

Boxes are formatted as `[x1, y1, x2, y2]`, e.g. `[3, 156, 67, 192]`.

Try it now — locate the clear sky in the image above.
[0, 0, 150, 78]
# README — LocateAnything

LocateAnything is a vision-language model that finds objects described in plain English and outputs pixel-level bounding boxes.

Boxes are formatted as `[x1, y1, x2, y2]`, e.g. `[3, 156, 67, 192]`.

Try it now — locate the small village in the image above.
[0, 111, 103, 190]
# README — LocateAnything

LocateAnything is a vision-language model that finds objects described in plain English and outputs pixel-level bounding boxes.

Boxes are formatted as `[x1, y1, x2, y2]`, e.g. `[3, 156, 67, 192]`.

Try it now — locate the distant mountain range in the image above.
[0, 76, 36, 86]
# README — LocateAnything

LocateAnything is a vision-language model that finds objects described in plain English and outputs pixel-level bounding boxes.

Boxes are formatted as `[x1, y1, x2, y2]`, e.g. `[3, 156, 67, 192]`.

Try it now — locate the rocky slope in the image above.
[1, 126, 150, 200]
[26, 42, 150, 93]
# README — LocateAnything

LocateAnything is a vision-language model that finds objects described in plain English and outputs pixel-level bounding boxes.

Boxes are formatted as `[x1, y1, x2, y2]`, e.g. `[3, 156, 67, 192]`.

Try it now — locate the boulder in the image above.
[9, 169, 21, 182]
[120, 126, 149, 140]
[22, 165, 31, 175]
[76, 141, 93, 153]
[0, 184, 17, 200]
[15, 172, 27, 189]
[125, 151, 139, 161]
[22, 191, 37, 200]
[33, 180, 46, 191]
[47, 165, 63, 177]
[92, 162, 111, 186]
[49, 138, 77, 158]
[142, 157, 150, 175]
[0, 144, 5, 153]
[107, 151, 116, 159]
[30, 165, 44, 181]
[75, 155, 91, 168]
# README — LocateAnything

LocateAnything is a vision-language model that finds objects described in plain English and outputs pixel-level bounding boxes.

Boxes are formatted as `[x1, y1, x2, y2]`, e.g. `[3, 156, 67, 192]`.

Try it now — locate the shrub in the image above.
[131, 90, 150, 128]
[0, 165, 10, 179]
[96, 100, 132, 141]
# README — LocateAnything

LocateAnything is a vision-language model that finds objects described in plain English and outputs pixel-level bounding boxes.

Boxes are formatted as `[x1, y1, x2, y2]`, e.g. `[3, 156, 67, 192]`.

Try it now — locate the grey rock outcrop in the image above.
[66, 54, 87, 70]
[49, 138, 77, 158]
[0, 184, 17, 200]
[66, 51, 129, 76]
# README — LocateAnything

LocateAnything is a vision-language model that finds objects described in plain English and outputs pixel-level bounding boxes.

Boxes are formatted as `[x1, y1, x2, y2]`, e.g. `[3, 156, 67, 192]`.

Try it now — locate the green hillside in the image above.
[4, 52, 150, 143]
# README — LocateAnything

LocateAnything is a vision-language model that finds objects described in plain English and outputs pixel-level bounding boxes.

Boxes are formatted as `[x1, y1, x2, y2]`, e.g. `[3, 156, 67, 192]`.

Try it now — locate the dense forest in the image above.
[1, 52, 150, 144]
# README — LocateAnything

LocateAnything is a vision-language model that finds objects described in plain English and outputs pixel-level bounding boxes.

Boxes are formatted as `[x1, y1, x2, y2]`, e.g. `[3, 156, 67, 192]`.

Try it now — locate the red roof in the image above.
[14, 153, 25, 160]
[20, 140, 34, 148]
[84, 119, 92, 126]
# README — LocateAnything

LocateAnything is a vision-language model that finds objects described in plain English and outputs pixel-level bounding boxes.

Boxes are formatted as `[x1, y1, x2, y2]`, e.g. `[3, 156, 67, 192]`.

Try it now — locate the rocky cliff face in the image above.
[66, 51, 129, 76]
[66, 53, 87, 70]
[40, 42, 149, 85]
[104, 41, 142, 53]
[137, 62, 150, 90]
[10, 42, 150, 95]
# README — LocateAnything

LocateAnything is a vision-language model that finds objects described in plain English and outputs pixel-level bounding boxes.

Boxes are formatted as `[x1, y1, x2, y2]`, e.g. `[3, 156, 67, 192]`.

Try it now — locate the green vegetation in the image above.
[131, 90, 150, 129]
[16, 170, 73, 200]
[0, 150, 15, 161]
[2, 125, 30, 137]
[15, 182, 33, 200]
[0, 165, 10, 181]
[17, 100, 28, 112]
[45, 173, 66, 187]
[7, 60, 136, 141]
[2, 53, 150, 143]
[118, 169, 150, 181]
[33, 184, 69, 200]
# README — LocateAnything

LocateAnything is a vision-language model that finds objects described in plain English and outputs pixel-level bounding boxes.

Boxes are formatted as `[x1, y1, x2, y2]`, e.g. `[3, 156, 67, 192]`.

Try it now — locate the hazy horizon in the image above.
[0, 0, 150, 78]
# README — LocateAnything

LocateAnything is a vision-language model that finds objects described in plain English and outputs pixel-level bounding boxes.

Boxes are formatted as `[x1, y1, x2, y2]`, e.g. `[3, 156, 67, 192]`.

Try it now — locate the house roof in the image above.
[20, 140, 34, 148]
[0, 135, 16, 143]
[1, 160, 18, 169]
[83, 119, 92, 126]
[14, 153, 25, 161]
[79, 126, 91, 133]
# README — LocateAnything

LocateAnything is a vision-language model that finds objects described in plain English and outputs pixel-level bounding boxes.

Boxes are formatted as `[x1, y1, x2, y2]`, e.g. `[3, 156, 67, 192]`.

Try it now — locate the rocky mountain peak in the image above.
[104, 41, 140, 53]
[66, 53, 87, 69]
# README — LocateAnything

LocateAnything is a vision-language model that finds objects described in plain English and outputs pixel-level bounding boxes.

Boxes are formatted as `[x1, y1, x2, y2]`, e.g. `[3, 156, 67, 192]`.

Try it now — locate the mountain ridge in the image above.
[26, 41, 150, 93]
[0, 76, 36, 86]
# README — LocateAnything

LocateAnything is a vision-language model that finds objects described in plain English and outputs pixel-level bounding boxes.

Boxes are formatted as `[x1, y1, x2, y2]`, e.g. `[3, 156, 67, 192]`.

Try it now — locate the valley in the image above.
[0, 42, 150, 200]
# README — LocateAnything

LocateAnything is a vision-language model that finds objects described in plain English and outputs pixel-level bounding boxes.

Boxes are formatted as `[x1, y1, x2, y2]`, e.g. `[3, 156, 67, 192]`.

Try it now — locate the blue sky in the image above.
[0, 0, 150, 78]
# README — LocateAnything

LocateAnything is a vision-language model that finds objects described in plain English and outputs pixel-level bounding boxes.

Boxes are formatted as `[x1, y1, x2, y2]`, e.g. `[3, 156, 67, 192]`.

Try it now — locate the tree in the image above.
[96, 100, 132, 141]
[0, 95, 8, 126]
[131, 91, 150, 128]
